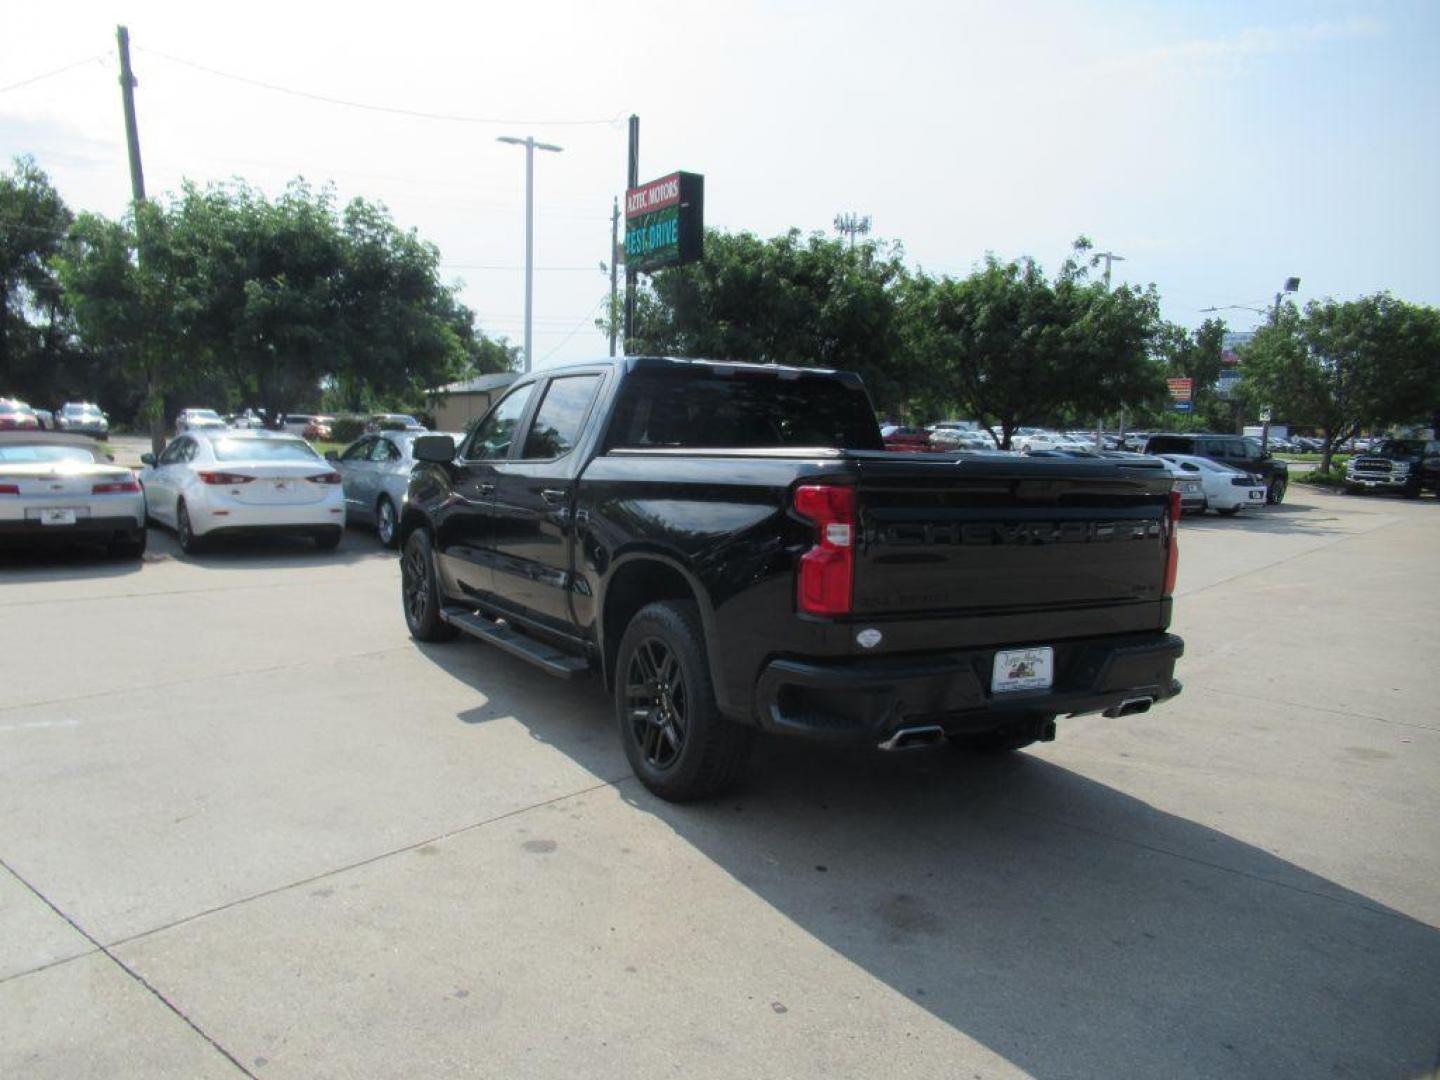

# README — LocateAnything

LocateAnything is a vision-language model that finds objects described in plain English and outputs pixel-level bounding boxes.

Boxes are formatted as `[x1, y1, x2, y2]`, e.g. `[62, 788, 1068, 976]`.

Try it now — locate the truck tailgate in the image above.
[850, 454, 1172, 617]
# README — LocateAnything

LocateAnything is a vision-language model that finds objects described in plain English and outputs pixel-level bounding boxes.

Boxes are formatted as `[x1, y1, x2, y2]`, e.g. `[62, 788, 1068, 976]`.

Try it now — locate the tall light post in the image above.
[1203, 276, 1299, 451]
[1094, 251, 1125, 444]
[497, 135, 564, 372]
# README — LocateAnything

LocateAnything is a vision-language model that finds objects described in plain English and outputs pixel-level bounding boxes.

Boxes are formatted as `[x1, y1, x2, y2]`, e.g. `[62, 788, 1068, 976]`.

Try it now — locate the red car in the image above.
[881, 425, 932, 452]
[0, 400, 41, 431]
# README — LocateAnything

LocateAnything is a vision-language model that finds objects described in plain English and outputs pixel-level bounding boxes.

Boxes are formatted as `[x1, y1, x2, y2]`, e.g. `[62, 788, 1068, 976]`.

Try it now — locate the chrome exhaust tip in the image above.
[1103, 696, 1155, 718]
[877, 724, 946, 751]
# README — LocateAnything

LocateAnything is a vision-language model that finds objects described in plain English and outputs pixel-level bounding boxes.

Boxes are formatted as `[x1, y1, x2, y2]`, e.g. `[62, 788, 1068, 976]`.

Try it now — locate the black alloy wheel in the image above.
[1268, 476, 1288, 505]
[625, 637, 688, 771]
[400, 529, 456, 641]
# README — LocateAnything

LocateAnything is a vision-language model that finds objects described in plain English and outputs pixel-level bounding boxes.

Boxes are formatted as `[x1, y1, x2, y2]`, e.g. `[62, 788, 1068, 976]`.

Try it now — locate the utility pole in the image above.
[1262, 276, 1301, 453]
[497, 135, 564, 373]
[116, 26, 146, 207]
[608, 197, 619, 357]
[623, 114, 639, 353]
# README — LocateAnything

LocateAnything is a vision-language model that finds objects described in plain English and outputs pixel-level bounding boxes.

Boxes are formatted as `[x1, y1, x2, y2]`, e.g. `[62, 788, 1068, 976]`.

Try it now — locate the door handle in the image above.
[540, 488, 567, 505]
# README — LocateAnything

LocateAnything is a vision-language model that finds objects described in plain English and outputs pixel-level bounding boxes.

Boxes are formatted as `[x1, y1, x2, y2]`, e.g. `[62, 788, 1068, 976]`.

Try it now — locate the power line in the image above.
[538, 295, 610, 363]
[0, 54, 106, 94]
[136, 47, 624, 127]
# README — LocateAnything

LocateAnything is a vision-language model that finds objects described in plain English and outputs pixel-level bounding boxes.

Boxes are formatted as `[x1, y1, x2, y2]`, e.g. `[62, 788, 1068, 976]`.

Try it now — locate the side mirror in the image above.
[412, 434, 457, 464]
[140, 453, 157, 467]
[324, 449, 339, 461]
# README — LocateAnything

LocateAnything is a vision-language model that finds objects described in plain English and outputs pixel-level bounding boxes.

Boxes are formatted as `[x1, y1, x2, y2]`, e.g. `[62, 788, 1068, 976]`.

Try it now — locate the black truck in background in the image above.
[400, 357, 1184, 801]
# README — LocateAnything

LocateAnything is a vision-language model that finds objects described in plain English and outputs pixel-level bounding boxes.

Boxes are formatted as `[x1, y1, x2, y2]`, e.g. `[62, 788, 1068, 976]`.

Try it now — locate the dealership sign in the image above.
[624, 171, 704, 273]
[1167, 377, 1194, 413]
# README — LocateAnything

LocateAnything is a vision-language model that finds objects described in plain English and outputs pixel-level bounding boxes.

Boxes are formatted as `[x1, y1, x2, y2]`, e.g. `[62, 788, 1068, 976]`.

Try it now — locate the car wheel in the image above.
[1267, 477, 1287, 504]
[947, 717, 1053, 754]
[615, 600, 753, 802]
[108, 529, 148, 559]
[176, 500, 203, 554]
[375, 496, 399, 548]
[400, 528, 457, 642]
[314, 527, 343, 551]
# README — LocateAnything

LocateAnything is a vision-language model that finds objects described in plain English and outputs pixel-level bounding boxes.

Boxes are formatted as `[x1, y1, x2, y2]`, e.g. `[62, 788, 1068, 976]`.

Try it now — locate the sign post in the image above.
[624, 171, 704, 274]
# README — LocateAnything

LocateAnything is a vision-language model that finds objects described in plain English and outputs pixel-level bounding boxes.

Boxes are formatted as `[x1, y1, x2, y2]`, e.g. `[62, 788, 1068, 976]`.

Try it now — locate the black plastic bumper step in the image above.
[439, 607, 590, 679]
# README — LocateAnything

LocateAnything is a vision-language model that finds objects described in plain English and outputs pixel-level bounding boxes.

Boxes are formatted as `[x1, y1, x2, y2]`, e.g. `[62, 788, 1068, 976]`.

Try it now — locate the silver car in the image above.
[330, 431, 461, 547]
[56, 402, 111, 438]
[0, 432, 147, 557]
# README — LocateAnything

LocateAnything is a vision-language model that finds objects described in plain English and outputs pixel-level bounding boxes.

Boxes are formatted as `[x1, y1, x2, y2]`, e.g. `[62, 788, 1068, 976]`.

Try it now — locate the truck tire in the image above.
[401, 528, 457, 642]
[1267, 477, 1287, 504]
[615, 600, 753, 802]
[947, 716, 1052, 754]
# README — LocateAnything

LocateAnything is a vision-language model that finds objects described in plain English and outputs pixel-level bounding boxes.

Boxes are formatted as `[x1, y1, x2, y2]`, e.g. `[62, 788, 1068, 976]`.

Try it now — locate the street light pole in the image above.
[497, 135, 564, 373]
[1094, 251, 1126, 445]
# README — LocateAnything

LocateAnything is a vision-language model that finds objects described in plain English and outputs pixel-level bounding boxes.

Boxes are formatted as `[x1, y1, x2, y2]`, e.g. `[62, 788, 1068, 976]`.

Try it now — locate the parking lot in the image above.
[2, 486, 1438, 1078]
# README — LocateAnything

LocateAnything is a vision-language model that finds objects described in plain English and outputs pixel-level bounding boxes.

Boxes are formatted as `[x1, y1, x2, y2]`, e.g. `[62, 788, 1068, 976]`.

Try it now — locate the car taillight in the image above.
[306, 472, 343, 485]
[793, 483, 856, 616]
[92, 478, 141, 494]
[1163, 490, 1180, 596]
[0, 483, 18, 495]
[197, 471, 255, 485]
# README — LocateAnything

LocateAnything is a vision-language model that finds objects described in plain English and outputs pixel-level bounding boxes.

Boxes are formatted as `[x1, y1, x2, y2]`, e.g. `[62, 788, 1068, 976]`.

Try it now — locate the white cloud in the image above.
[1106, 14, 1387, 78]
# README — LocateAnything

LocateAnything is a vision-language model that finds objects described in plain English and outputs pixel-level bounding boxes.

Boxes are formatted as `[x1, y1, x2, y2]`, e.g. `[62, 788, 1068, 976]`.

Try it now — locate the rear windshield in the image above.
[212, 438, 320, 462]
[1145, 436, 1193, 454]
[607, 369, 883, 451]
[0, 444, 99, 464]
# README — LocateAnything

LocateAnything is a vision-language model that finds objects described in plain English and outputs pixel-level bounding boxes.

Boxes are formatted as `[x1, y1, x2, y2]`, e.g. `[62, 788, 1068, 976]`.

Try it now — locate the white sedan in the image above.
[139, 431, 345, 553]
[0, 433, 147, 557]
[1157, 453, 1268, 515]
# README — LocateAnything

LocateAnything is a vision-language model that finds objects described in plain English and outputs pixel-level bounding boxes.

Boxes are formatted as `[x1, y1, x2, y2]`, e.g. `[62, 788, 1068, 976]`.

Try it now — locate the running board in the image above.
[439, 607, 590, 679]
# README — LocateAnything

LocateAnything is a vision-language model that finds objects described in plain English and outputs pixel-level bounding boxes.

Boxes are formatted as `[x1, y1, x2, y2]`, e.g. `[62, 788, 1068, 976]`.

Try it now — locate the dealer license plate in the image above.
[38, 508, 78, 526]
[1249, 489, 1264, 500]
[992, 647, 1054, 694]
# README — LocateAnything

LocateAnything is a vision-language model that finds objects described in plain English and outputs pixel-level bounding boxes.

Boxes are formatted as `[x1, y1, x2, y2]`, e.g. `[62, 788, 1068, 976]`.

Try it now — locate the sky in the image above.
[3, 0, 1438, 371]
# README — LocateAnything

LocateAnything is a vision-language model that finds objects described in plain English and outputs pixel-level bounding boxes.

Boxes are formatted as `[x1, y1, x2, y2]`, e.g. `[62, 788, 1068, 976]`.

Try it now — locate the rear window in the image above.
[0, 444, 99, 464]
[607, 369, 882, 451]
[1145, 436, 1193, 455]
[212, 438, 320, 463]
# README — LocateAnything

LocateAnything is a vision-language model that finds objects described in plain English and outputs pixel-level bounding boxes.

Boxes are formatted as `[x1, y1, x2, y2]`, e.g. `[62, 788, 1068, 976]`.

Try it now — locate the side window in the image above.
[341, 437, 373, 462]
[176, 439, 197, 464]
[464, 384, 536, 461]
[158, 439, 185, 465]
[370, 438, 400, 462]
[521, 375, 602, 460]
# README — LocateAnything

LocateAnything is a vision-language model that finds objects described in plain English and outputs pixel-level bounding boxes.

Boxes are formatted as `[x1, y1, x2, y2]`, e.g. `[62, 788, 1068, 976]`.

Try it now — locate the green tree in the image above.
[904, 244, 1165, 447]
[0, 156, 73, 394]
[1239, 294, 1440, 471]
[626, 229, 915, 413]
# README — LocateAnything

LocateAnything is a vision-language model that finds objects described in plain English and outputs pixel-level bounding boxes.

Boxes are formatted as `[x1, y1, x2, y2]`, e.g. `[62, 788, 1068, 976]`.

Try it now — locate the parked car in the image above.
[1344, 438, 1440, 497]
[365, 413, 427, 433]
[1156, 454, 1268, 514]
[881, 425, 932, 451]
[175, 408, 228, 435]
[302, 417, 335, 441]
[328, 430, 462, 547]
[227, 409, 266, 430]
[55, 402, 110, 438]
[0, 432, 146, 557]
[398, 356, 1184, 802]
[929, 428, 993, 451]
[1144, 433, 1289, 503]
[0, 399, 42, 431]
[139, 430, 345, 553]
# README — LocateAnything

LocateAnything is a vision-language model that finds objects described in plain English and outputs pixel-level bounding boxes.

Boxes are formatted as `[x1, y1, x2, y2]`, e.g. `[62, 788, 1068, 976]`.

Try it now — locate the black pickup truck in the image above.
[400, 357, 1184, 801]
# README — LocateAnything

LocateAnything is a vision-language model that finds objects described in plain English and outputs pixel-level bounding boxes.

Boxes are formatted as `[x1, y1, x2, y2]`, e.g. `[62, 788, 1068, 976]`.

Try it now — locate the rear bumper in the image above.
[190, 498, 345, 537]
[754, 631, 1184, 742]
[0, 515, 143, 545]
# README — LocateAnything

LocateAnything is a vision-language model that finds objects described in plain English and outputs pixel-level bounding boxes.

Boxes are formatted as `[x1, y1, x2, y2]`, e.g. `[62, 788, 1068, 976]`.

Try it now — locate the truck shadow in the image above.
[421, 643, 1440, 1079]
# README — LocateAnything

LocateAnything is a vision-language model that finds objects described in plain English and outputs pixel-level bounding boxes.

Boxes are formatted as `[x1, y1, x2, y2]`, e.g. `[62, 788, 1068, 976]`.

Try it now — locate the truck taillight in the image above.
[793, 483, 855, 616]
[1163, 490, 1180, 596]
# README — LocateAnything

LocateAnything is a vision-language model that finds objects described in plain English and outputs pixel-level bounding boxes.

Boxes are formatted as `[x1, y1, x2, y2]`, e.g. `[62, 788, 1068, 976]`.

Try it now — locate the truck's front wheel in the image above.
[401, 529, 457, 643]
[615, 601, 752, 802]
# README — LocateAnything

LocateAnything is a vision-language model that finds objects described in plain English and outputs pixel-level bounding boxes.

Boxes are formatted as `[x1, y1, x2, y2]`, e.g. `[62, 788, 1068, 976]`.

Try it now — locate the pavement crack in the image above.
[0, 857, 255, 1078]
[1192, 685, 1440, 733]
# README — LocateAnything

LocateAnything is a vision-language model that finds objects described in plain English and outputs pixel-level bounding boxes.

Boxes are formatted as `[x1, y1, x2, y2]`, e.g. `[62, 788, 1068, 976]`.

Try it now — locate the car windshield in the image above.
[190, 410, 223, 421]
[1373, 440, 1426, 455]
[0, 444, 99, 464]
[62, 404, 100, 415]
[211, 438, 320, 462]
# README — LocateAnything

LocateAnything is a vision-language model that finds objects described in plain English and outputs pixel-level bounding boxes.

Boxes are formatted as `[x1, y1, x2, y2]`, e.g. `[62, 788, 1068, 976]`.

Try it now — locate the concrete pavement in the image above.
[1, 488, 1437, 1078]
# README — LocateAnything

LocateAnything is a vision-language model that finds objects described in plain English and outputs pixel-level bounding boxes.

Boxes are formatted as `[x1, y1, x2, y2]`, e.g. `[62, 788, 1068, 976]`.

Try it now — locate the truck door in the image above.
[487, 372, 604, 635]
[434, 381, 537, 602]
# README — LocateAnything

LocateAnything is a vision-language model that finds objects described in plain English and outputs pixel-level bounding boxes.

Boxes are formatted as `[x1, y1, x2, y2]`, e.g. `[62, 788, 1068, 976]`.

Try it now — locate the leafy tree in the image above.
[1239, 294, 1440, 471]
[904, 243, 1165, 447]
[0, 156, 73, 394]
[627, 229, 915, 413]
